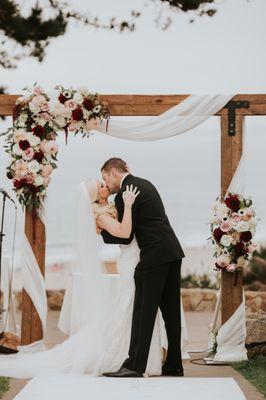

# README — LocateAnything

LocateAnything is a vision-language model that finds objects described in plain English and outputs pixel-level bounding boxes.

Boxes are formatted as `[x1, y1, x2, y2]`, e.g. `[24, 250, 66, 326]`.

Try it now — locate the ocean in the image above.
[1, 116, 266, 269]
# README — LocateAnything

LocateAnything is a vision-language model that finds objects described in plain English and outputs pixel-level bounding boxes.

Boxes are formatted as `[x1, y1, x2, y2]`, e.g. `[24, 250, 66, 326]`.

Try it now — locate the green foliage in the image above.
[0, 377, 9, 398]
[233, 355, 266, 397]
[181, 273, 219, 289]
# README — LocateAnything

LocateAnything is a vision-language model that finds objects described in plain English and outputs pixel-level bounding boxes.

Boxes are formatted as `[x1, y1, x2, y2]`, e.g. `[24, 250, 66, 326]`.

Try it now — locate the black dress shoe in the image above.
[162, 368, 184, 377]
[103, 367, 143, 378]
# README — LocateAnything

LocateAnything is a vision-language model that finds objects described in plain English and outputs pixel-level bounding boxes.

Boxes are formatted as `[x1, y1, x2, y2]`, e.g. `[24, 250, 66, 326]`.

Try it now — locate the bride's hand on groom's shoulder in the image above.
[122, 185, 140, 207]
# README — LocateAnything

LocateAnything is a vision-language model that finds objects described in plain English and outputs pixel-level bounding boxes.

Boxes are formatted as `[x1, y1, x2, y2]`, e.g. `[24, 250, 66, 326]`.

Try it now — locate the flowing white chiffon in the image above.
[0, 181, 188, 379]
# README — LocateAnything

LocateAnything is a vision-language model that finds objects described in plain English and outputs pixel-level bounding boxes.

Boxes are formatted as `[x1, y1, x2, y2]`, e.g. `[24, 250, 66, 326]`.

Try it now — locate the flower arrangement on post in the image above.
[209, 193, 258, 273]
[1, 84, 110, 210]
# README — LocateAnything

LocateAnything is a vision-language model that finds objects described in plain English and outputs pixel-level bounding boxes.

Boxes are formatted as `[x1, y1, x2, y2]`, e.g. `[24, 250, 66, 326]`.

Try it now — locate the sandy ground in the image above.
[2, 310, 264, 400]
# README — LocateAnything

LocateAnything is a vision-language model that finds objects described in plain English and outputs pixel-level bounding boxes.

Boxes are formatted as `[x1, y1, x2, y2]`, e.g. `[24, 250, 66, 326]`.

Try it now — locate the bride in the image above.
[0, 180, 188, 379]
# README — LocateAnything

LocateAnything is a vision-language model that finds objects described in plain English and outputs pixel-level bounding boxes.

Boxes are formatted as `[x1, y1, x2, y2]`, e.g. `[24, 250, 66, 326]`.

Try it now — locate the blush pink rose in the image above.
[220, 220, 232, 232]
[216, 254, 230, 268]
[33, 86, 44, 95]
[40, 140, 58, 155]
[40, 102, 50, 112]
[41, 164, 53, 177]
[86, 118, 100, 131]
[39, 112, 52, 121]
[232, 213, 241, 222]
[65, 99, 77, 110]
[67, 121, 80, 132]
[23, 147, 34, 160]
[32, 95, 46, 107]
[14, 160, 28, 177]
[226, 263, 237, 272]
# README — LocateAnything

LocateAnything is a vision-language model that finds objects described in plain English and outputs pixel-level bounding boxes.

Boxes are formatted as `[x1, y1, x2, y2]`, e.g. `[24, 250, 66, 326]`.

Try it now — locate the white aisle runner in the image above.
[14, 375, 246, 400]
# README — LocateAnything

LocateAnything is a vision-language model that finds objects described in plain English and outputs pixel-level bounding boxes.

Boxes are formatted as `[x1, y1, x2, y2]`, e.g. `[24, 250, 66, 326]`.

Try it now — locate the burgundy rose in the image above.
[32, 125, 45, 138]
[240, 231, 252, 243]
[58, 93, 67, 104]
[235, 242, 246, 256]
[83, 98, 94, 111]
[72, 107, 83, 121]
[213, 227, 224, 243]
[225, 194, 240, 212]
[19, 140, 30, 150]
[27, 184, 39, 193]
[33, 151, 45, 163]
[14, 178, 28, 189]
[13, 104, 22, 120]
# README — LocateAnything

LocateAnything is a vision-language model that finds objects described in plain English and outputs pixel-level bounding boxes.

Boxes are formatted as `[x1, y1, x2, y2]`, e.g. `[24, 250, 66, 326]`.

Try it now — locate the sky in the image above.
[1, 0, 266, 94]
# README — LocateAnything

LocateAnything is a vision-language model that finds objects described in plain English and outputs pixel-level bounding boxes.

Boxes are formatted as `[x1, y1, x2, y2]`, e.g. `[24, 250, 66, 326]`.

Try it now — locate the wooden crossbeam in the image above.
[1, 94, 266, 116]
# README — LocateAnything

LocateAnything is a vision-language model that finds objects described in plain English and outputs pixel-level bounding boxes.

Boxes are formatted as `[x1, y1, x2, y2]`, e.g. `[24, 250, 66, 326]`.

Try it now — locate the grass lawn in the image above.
[0, 377, 9, 398]
[233, 355, 266, 397]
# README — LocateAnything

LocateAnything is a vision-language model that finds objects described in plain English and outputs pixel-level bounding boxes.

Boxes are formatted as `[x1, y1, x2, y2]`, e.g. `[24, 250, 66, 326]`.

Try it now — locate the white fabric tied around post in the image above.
[21, 197, 47, 339]
[20, 94, 236, 343]
[211, 119, 248, 362]
[213, 296, 247, 362]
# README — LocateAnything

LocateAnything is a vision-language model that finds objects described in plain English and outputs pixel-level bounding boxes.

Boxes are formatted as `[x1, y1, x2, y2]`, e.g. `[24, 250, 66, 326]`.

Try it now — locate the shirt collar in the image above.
[120, 173, 130, 189]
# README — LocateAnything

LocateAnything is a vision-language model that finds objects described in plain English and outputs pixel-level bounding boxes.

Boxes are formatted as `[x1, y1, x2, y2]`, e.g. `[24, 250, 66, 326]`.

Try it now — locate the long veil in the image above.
[0, 181, 109, 378]
[58, 180, 107, 335]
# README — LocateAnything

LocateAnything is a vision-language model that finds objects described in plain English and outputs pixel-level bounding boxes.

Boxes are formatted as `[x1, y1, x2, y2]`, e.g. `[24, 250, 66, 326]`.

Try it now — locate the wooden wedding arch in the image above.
[1, 93, 266, 345]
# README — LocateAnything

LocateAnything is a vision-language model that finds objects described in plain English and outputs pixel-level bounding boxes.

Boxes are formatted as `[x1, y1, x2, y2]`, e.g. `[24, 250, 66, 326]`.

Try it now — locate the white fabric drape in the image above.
[21, 235, 47, 334]
[213, 299, 247, 362]
[98, 94, 234, 141]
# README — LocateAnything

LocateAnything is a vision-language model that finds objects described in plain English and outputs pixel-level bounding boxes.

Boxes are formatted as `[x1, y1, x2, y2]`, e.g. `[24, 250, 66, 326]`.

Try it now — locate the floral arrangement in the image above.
[210, 193, 258, 273]
[2, 85, 109, 209]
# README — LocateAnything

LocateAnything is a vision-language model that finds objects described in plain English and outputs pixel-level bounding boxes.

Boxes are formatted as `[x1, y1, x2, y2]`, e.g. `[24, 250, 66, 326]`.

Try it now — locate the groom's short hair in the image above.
[101, 158, 129, 173]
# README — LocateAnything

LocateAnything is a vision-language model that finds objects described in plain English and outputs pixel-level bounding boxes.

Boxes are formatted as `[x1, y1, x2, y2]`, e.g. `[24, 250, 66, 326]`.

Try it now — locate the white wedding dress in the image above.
[0, 181, 188, 379]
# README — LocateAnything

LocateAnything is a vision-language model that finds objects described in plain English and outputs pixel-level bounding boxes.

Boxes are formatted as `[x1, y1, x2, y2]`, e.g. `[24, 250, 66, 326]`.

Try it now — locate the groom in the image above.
[100, 158, 185, 378]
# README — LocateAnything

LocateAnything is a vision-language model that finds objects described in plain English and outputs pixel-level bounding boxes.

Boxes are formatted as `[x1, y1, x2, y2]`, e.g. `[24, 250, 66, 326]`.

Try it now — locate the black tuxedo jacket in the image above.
[101, 174, 185, 267]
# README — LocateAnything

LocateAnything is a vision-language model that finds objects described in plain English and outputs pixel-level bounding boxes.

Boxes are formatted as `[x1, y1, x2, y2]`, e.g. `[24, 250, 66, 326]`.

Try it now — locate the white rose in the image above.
[220, 234, 232, 247]
[73, 92, 84, 104]
[27, 132, 41, 147]
[34, 175, 44, 187]
[29, 102, 41, 114]
[54, 115, 67, 128]
[236, 221, 250, 232]
[28, 160, 40, 174]
[216, 203, 229, 219]
[78, 86, 89, 96]
[13, 143, 23, 156]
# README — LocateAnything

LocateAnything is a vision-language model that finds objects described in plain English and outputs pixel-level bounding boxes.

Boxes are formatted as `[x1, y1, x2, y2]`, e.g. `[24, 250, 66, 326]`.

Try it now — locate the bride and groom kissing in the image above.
[97, 157, 185, 377]
[0, 157, 185, 379]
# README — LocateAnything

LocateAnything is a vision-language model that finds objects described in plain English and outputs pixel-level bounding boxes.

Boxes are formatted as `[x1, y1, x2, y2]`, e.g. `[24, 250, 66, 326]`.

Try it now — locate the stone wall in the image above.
[14, 288, 266, 314]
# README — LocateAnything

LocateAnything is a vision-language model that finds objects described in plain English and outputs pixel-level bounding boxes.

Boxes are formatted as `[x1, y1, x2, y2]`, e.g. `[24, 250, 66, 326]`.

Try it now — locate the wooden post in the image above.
[220, 110, 243, 325]
[21, 209, 46, 344]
